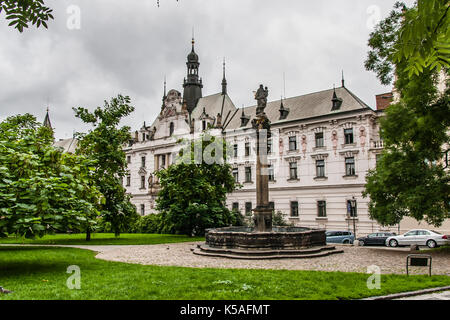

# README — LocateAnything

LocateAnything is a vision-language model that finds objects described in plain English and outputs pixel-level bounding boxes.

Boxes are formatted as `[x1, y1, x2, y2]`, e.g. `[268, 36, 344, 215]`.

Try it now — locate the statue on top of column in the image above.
[255, 84, 269, 116]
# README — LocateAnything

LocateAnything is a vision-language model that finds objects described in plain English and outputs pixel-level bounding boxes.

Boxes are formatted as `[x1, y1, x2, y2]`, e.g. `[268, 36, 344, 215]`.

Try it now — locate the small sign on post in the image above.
[406, 254, 432, 276]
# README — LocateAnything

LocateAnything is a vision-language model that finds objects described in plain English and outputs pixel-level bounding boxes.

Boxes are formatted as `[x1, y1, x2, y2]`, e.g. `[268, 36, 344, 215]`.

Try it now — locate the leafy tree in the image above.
[272, 210, 292, 227]
[0, 0, 53, 32]
[73, 95, 138, 239]
[365, 1, 449, 84]
[0, 114, 102, 238]
[155, 134, 241, 236]
[363, 2, 450, 227]
[394, 0, 449, 77]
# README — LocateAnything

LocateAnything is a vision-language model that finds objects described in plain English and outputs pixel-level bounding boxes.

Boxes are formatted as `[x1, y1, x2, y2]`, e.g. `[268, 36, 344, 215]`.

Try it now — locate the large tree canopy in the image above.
[73, 95, 138, 239]
[155, 134, 241, 236]
[0, 114, 102, 238]
[363, 1, 450, 227]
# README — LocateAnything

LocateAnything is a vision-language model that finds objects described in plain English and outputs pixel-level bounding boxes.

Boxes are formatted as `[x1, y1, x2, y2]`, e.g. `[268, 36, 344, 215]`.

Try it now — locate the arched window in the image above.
[169, 122, 174, 136]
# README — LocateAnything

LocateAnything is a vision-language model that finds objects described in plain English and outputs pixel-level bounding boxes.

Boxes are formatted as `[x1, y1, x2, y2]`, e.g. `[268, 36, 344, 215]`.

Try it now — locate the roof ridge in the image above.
[342, 86, 373, 110]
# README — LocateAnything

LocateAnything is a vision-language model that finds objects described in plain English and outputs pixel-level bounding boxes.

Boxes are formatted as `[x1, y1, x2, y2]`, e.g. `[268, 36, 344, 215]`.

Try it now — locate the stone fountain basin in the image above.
[204, 226, 327, 250]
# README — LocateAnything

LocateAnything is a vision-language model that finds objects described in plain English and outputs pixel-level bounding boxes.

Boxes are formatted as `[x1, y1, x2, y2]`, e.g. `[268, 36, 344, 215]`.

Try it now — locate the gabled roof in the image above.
[225, 87, 373, 130]
[192, 93, 237, 125]
[54, 138, 78, 154]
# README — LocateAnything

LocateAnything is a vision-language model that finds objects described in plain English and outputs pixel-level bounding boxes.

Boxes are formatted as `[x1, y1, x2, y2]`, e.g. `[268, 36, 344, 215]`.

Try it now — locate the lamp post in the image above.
[349, 197, 357, 238]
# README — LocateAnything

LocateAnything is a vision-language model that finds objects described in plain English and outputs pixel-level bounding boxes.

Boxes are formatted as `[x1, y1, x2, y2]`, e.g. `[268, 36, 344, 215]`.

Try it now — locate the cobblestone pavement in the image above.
[87, 242, 450, 275]
[395, 290, 450, 300]
[2, 243, 449, 275]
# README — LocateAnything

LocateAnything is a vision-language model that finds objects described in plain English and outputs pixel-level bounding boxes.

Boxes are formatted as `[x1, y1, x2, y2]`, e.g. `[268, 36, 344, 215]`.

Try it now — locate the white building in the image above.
[123, 39, 402, 236]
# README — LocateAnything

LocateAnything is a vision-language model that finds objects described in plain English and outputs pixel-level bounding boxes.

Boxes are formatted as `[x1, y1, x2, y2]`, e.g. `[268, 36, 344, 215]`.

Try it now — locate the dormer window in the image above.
[202, 120, 206, 131]
[279, 99, 290, 120]
[331, 89, 343, 111]
[240, 109, 250, 127]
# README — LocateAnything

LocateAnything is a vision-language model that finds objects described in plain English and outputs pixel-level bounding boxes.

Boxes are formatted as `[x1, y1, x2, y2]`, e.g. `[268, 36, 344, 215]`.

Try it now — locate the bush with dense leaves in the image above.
[0, 114, 102, 238]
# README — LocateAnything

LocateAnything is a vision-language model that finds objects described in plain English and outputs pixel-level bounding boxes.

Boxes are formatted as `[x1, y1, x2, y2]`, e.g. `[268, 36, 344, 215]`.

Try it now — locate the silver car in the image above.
[386, 229, 449, 248]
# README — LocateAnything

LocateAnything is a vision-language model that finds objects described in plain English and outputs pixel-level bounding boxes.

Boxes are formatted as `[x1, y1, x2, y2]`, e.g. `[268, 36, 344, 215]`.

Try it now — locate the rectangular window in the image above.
[141, 156, 146, 168]
[245, 142, 250, 157]
[347, 200, 357, 217]
[232, 202, 240, 212]
[345, 157, 356, 176]
[268, 164, 275, 181]
[245, 202, 252, 216]
[267, 138, 272, 154]
[315, 132, 324, 148]
[233, 144, 238, 158]
[289, 162, 298, 180]
[245, 167, 252, 182]
[316, 160, 325, 177]
[140, 204, 145, 216]
[126, 175, 131, 187]
[232, 168, 239, 183]
[127, 155, 131, 164]
[290, 201, 299, 217]
[202, 120, 206, 131]
[289, 136, 297, 151]
[161, 155, 166, 168]
[269, 202, 275, 212]
[141, 176, 146, 189]
[318, 201, 327, 217]
[344, 128, 354, 144]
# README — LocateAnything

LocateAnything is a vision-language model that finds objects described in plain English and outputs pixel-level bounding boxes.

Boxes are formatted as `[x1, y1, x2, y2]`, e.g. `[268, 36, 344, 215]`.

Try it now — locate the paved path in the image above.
[3, 243, 448, 275]
[395, 290, 450, 300]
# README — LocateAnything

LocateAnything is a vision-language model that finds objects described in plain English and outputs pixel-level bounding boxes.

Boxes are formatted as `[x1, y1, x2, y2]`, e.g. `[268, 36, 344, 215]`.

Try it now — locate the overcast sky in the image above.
[0, 0, 414, 140]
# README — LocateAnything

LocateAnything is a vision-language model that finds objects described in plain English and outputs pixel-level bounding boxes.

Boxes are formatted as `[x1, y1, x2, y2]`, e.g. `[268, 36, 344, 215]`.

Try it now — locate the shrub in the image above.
[131, 214, 162, 234]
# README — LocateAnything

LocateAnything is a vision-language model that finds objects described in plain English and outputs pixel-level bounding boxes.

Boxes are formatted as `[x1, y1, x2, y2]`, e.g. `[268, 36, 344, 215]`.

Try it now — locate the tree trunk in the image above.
[86, 227, 91, 241]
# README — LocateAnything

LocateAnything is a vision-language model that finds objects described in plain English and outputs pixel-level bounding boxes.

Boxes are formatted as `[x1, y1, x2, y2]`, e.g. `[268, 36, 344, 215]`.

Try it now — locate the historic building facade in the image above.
[121, 38, 400, 236]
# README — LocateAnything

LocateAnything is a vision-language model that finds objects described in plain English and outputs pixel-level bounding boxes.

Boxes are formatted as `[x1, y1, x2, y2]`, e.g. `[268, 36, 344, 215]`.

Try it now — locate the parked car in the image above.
[357, 232, 396, 246]
[326, 231, 354, 244]
[386, 229, 449, 248]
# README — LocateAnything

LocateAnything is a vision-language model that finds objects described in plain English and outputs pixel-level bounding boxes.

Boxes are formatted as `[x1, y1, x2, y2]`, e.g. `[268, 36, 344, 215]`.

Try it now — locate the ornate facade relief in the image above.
[301, 135, 307, 155]
[331, 130, 338, 155]
[359, 127, 367, 149]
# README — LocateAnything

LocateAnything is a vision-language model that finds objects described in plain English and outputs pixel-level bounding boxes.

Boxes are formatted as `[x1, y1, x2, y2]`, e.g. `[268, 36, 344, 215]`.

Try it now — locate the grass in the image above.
[422, 245, 450, 254]
[0, 233, 204, 245]
[1, 246, 449, 300]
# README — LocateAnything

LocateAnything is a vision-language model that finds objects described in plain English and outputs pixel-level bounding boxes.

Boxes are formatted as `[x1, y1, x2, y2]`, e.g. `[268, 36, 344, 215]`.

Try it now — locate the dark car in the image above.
[357, 232, 396, 246]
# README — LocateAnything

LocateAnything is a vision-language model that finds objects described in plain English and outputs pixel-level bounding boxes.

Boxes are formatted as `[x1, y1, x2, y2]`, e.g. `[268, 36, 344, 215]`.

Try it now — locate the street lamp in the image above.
[347, 197, 357, 238]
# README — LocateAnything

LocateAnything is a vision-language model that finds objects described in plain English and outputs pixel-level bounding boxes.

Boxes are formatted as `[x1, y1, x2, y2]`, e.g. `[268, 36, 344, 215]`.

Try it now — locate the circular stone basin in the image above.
[204, 226, 327, 250]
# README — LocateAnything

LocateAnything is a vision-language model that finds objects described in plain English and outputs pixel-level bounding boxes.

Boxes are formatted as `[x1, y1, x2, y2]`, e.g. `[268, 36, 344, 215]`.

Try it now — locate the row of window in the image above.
[127, 155, 148, 168]
[126, 156, 356, 189]
[231, 129, 355, 157]
[232, 200, 358, 218]
[231, 157, 356, 183]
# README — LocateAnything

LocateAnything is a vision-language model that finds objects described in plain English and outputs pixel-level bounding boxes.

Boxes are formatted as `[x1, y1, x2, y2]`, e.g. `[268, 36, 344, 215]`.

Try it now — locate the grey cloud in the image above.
[0, 0, 415, 139]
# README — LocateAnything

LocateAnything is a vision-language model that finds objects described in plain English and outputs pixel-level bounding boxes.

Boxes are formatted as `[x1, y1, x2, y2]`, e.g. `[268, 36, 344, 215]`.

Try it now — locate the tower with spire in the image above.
[43, 107, 52, 130]
[221, 58, 227, 95]
[161, 76, 167, 110]
[183, 37, 203, 114]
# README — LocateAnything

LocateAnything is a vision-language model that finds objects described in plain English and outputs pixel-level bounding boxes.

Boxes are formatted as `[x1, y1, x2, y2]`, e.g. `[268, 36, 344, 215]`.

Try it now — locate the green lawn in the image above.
[0, 233, 204, 245]
[1, 246, 449, 300]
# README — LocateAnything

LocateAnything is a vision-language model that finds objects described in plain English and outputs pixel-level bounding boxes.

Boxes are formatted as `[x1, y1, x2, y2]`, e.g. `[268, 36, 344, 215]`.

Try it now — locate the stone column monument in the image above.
[252, 85, 273, 232]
